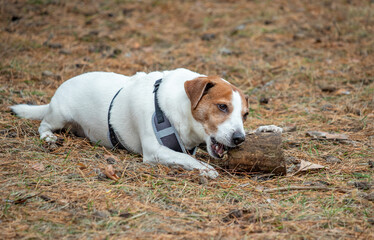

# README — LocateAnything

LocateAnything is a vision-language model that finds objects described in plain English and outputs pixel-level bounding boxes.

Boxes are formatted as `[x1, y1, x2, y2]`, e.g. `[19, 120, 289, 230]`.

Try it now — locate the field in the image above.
[0, 0, 373, 239]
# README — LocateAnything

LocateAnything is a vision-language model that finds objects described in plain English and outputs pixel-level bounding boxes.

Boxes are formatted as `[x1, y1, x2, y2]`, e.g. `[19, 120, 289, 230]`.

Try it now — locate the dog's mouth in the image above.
[210, 137, 228, 159]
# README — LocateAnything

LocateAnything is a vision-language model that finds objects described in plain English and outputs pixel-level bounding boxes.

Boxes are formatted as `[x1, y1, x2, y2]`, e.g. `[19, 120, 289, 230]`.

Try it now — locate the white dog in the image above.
[11, 68, 281, 178]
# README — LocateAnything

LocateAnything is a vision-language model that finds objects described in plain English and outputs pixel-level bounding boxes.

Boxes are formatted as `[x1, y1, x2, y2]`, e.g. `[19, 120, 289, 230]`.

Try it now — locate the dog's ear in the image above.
[184, 77, 215, 109]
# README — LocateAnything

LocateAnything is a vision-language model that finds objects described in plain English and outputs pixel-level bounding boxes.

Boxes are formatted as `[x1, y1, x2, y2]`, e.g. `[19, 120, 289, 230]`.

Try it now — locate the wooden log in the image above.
[210, 132, 286, 175]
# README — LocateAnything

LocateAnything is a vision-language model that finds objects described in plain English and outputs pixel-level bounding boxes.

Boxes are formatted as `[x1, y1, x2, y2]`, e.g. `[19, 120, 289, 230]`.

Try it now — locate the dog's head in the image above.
[184, 76, 249, 158]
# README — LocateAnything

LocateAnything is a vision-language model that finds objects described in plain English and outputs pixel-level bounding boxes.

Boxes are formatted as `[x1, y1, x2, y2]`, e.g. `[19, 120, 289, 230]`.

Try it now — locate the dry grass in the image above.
[1, 0, 373, 239]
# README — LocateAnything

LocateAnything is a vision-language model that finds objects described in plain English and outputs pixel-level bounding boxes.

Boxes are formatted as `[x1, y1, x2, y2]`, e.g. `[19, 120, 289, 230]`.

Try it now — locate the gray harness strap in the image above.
[152, 79, 196, 155]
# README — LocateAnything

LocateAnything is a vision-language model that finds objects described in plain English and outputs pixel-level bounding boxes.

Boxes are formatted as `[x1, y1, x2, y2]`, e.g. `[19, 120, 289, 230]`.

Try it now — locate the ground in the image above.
[0, 0, 373, 239]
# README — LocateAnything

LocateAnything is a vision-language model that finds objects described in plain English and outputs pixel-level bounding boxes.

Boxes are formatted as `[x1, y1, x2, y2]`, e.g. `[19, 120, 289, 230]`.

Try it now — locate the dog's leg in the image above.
[38, 108, 67, 143]
[143, 145, 219, 179]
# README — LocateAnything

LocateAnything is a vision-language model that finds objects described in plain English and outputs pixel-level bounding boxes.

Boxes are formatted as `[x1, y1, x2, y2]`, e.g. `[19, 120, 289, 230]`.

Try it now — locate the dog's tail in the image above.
[10, 104, 49, 120]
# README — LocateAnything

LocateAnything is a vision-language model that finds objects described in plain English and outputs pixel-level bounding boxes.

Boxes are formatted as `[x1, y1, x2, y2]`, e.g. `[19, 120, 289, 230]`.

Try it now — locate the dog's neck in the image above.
[165, 108, 206, 150]
[158, 72, 207, 150]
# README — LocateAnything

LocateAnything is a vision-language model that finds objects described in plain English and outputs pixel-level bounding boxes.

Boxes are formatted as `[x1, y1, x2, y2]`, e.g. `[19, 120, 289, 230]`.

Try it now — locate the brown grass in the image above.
[1, 0, 373, 239]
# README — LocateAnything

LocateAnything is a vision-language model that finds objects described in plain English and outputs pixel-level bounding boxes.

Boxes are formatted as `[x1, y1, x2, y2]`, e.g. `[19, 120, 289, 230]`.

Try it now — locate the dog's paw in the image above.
[199, 167, 219, 179]
[256, 125, 283, 134]
[40, 133, 58, 143]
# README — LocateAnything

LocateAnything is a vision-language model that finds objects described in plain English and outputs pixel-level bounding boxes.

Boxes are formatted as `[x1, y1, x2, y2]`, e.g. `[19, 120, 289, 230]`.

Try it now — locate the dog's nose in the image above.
[232, 131, 245, 145]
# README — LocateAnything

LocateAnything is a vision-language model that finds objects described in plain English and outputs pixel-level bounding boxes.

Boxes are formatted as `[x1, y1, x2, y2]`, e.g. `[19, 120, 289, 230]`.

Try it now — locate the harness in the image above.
[152, 79, 196, 155]
[107, 79, 196, 155]
[107, 87, 127, 150]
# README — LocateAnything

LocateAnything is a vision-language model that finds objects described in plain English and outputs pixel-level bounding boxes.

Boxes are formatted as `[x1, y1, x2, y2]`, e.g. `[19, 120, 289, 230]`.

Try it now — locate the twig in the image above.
[0, 162, 20, 166]
[332, 20, 341, 40]
[77, 168, 89, 182]
[126, 211, 147, 221]
[102, 146, 113, 155]
[263, 186, 348, 193]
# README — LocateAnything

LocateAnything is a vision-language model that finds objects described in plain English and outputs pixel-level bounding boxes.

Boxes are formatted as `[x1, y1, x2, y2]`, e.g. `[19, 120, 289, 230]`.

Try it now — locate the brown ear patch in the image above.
[184, 77, 215, 109]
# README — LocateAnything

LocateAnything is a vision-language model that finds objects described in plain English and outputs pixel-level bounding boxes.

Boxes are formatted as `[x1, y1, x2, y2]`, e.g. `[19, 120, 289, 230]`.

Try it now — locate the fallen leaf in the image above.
[31, 163, 45, 172]
[299, 160, 325, 172]
[335, 89, 350, 95]
[77, 162, 87, 170]
[104, 165, 120, 181]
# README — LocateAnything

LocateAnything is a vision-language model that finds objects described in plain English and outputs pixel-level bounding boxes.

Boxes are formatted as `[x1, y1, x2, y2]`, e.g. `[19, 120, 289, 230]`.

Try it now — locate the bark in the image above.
[211, 132, 286, 175]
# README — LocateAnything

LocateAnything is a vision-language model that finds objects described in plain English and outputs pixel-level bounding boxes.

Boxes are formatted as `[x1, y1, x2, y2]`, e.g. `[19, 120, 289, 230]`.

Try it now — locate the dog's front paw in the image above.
[199, 167, 219, 179]
[256, 125, 283, 134]
[40, 132, 58, 143]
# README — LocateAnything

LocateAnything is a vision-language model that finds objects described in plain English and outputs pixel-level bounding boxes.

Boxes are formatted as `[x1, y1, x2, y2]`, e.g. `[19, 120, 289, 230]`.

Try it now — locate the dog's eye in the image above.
[217, 104, 228, 113]
[243, 112, 249, 120]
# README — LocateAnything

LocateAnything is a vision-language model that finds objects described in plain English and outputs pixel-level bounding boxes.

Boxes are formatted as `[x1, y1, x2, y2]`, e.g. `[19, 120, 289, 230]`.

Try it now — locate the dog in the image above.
[11, 68, 281, 178]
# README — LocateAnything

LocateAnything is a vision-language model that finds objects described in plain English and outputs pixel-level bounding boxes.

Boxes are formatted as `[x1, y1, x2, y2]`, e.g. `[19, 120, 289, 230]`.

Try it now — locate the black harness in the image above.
[107, 88, 126, 150]
[107, 79, 196, 155]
